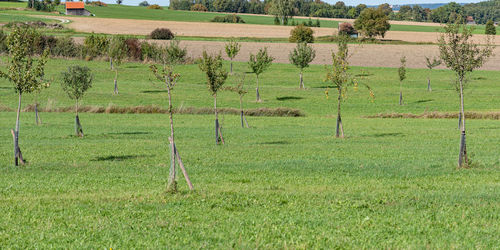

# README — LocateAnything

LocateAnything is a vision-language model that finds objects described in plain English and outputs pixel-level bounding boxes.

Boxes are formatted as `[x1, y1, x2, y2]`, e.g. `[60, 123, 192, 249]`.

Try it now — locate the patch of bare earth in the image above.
[161, 41, 500, 70]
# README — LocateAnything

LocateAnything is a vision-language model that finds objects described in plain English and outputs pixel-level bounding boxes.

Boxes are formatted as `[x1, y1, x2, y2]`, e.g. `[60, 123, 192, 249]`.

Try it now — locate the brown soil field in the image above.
[60, 16, 500, 46]
[71, 36, 500, 70]
[62, 16, 333, 38]
[170, 41, 500, 70]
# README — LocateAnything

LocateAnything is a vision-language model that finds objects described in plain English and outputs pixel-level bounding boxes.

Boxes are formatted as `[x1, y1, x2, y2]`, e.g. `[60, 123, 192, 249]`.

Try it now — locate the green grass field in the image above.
[1, 57, 499, 247]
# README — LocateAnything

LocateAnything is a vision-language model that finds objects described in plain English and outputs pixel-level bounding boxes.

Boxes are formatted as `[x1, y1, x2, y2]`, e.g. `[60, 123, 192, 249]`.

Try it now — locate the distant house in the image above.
[466, 16, 476, 25]
[65, 2, 91, 16]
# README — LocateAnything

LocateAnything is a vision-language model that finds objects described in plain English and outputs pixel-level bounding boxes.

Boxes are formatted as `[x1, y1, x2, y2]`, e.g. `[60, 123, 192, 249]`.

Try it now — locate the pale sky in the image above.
[100, 0, 482, 7]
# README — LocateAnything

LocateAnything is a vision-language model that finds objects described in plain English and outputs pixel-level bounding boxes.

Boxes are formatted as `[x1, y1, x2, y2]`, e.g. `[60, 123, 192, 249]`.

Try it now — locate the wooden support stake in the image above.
[173, 142, 194, 190]
[11, 129, 24, 165]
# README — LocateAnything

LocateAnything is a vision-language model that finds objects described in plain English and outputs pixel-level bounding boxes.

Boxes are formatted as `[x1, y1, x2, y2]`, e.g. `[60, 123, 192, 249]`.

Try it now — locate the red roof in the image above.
[66, 2, 85, 9]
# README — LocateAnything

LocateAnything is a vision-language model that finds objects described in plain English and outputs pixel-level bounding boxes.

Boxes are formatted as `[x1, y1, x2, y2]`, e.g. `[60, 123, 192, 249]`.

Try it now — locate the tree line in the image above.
[170, 0, 499, 25]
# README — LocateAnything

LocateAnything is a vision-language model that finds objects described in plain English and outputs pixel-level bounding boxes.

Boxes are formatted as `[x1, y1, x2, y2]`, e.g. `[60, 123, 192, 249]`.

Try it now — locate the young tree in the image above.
[150, 60, 193, 193]
[289, 42, 316, 89]
[248, 48, 274, 102]
[424, 56, 441, 92]
[223, 74, 249, 128]
[398, 56, 407, 105]
[325, 35, 373, 138]
[108, 36, 128, 94]
[354, 8, 391, 39]
[60, 66, 93, 137]
[485, 20, 496, 35]
[438, 19, 493, 167]
[0, 26, 48, 166]
[199, 51, 228, 145]
[224, 39, 241, 74]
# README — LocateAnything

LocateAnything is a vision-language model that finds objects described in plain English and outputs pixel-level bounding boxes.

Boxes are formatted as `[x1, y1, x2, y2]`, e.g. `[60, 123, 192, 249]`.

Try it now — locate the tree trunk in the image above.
[427, 77, 432, 92]
[75, 100, 84, 137]
[336, 88, 344, 138]
[14, 93, 22, 166]
[399, 81, 403, 105]
[239, 95, 249, 128]
[114, 70, 119, 94]
[214, 95, 224, 144]
[299, 70, 304, 89]
[110, 58, 113, 70]
[230, 59, 233, 74]
[166, 83, 177, 192]
[256, 75, 261, 102]
[35, 102, 42, 125]
[458, 78, 468, 167]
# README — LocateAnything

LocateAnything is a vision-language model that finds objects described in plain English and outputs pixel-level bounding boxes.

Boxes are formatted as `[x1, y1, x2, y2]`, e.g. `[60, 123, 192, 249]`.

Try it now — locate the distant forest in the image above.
[169, 0, 500, 24]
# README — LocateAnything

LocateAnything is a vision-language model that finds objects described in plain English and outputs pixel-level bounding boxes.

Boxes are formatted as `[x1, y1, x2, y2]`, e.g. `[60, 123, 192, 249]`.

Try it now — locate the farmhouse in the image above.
[65, 2, 92, 16]
[466, 16, 476, 25]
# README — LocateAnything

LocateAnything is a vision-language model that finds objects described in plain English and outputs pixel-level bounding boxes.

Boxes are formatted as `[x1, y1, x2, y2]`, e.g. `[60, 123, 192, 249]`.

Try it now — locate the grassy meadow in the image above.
[1, 57, 500, 247]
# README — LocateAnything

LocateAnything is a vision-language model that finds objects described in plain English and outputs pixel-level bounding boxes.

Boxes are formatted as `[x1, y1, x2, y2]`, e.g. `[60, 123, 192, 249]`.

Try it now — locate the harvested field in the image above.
[153, 40, 500, 70]
[62, 16, 333, 38]
[70, 36, 500, 70]
[59, 16, 500, 45]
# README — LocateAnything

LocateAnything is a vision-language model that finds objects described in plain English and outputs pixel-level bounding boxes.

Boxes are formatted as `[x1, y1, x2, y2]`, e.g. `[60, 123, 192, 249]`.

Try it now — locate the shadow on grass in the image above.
[106, 131, 152, 135]
[141, 90, 168, 93]
[92, 154, 153, 162]
[414, 99, 434, 104]
[259, 140, 290, 145]
[311, 85, 338, 89]
[276, 96, 303, 101]
[370, 132, 404, 138]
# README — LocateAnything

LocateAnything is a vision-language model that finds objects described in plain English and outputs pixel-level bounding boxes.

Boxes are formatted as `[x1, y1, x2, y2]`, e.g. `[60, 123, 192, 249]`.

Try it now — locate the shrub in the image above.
[52, 36, 81, 58]
[0, 30, 7, 53]
[89, 1, 107, 6]
[190, 3, 207, 12]
[138, 1, 149, 6]
[338, 22, 356, 36]
[289, 24, 314, 43]
[149, 28, 175, 40]
[140, 41, 161, 62]
[147, 4, 162, 10]
[125, 38, 142, 61]
[485, 20, 496, 35]
[83, 33, 109, 59]
[210, 14, 245, 23]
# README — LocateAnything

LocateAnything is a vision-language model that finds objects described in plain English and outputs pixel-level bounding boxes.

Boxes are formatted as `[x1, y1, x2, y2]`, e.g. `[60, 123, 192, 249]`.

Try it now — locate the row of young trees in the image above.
[0, 19, 493, 189]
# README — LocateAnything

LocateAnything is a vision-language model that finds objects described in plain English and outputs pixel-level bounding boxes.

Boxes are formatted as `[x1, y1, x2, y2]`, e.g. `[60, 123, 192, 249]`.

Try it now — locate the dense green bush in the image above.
[0, 30, 8, 53]
[290, 18, 321, 27]
[147, 4, 162, 10]
[190, 3, 208, 12]
[52, 36, 82, 58]
[210, 14, 245, 23]
[485, 20, 497, 35]
[289, 25, 314, 43]
[83, 33, 109, 59]
[149, 28, 175, 40]
[139, 1, 149, 6]
[140, 41, 161, 62]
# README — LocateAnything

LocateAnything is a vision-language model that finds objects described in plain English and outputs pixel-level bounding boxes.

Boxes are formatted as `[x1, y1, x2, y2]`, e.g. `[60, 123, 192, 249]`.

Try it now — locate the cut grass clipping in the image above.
[365, 111, 500, 120]
[3, 104, 305, 117]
